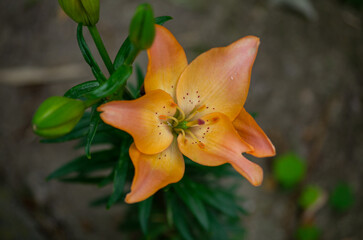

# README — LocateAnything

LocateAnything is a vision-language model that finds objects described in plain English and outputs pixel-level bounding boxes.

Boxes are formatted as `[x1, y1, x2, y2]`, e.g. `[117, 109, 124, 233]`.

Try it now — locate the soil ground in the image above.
[0, 0, 362, 239]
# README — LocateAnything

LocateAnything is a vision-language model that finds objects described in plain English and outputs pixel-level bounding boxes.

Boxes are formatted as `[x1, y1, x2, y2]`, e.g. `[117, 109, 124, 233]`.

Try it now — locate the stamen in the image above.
[185, 104, 206, 121]
[175, 105, 185, 121]
[175, 128, 186, 139]
[159, 115, 179, 127]
[186, 118, 205, 128]
[185, 130, 205, 149]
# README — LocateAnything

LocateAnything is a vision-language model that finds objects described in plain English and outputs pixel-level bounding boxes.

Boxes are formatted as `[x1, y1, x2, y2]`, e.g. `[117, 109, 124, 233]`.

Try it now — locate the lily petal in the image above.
[233, 108, 276, 158]
[126, 140, 185, 203]
[144, 25, 188, 99]
[177, 112, 263, 186]
[176, 36, 260, 121]
[98, 89, 177, 155]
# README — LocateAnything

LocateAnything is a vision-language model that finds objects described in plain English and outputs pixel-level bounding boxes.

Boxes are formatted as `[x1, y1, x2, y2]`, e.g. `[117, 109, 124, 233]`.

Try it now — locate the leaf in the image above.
[85, 105, 101, 158]
[173, 182, 209, 231]
[192, 182, 241, 217]
[107, 143, 131, 208]
[64, 80, 100, 99]
[166, 192, 194, 240]
[155, 16, 173, 25]
[59, 175, 108, 185]
[138, 196, 153, 234]
[98, 169, 115, 187]
[85, 64, 133, 100]
[89, 195, 110, 207]
[129, 63, 145, 98]
[77, 24, 107, 83]
[47, 149, 118, 180]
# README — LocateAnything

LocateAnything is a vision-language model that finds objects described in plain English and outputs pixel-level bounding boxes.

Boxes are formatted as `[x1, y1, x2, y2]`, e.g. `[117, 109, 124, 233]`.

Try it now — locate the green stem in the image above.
[88, 25, 114, 75]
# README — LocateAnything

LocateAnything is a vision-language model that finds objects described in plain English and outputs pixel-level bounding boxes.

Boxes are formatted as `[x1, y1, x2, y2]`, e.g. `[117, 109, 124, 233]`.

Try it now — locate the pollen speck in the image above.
[170, 102, 177, 107]
[159, 115, 168, 120]
[198, 142, 205, 149]
[211, 117, 219, 123]
[197, 119, 205, 125]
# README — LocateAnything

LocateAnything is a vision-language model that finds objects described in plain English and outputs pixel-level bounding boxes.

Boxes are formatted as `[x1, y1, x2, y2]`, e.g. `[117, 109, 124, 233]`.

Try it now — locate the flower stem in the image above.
[88, 25, 114, 75]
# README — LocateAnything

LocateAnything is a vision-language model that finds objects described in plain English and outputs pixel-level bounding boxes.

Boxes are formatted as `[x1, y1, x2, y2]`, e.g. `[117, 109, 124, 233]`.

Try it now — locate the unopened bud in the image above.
[58, 0, 100, 26]
[129, 3, 155, 50]
[32, 96, 86, 138]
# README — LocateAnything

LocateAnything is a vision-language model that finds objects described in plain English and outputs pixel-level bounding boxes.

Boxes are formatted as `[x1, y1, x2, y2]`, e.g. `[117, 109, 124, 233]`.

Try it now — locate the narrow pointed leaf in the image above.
[77, 24, 107, 83]
[107, 144, 130, 208]
[174, 183, 209, 231]
[138, 196, 153, 234]
[64, 80, 100, 99]
[155, 16, 173, 25]
[85, 64, 133, 100]
[166, 192, 194, 240]
[60, 175, 107, 184]
[85, 105, 101, 158]
[47, 149, 118, 180]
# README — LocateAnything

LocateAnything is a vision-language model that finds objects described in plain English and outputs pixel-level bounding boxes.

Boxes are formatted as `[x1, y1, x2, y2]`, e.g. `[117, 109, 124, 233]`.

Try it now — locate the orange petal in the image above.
[144, 25, 188, 99]
[98, 89, 177, 155]
[176, 36, 260, 121]
[233, 108, 275, 158]
[126, 140, 185, 203]
[177, 112, 263, 186]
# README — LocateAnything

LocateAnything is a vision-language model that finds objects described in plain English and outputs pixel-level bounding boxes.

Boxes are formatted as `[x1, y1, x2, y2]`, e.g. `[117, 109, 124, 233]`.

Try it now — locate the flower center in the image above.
[158, 104, 207, 148]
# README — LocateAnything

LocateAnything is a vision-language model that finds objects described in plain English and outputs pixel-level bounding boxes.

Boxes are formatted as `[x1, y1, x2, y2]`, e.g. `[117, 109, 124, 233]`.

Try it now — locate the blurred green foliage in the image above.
[296, 224, 320, 240]
[298, 185, 322, 209]
[273, 153, 306, 188]
[329, 182, 354, 212]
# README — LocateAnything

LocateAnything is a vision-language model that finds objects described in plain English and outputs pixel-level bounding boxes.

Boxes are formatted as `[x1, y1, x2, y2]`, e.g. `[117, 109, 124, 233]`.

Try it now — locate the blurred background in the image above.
[0, 0, 362, 239]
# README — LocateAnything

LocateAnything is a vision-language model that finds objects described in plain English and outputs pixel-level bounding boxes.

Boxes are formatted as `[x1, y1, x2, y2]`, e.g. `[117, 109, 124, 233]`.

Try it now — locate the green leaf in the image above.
[89, 195, 110, 207]
[273, 153, 306, 188]
[166, 192, 194, 240]
[59, 175, 108, 185]
[195, 183, 241, 217]
[64, 80, 100, 99]
[128, 63, 144, 98]
[85, 105, 101, 158]
[114, 37, 135, 69]
[85, 64, 133, 100]
[138, 196, 153, 234]
[107, 144, 131, 208]
[77, 24, 107, 83]
[47, 149, 118, 180]
[98, 170, 115, 187]
[174, 182, 209, 231]
[155, 16, 173, 25]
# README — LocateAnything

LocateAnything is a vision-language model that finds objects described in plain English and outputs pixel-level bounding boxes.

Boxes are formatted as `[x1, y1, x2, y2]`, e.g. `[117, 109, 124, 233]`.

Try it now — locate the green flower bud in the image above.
[129, 3, 155, 50]
[58, 0, 100, 26]
[32, 96, 86, 138]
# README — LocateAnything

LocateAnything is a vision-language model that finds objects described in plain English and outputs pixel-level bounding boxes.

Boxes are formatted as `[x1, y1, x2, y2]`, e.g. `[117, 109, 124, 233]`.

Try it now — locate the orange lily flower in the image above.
[98, 25, 275, 203]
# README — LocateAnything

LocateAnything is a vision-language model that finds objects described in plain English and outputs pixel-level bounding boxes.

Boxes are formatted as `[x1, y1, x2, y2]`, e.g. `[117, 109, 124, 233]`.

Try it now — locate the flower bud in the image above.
[32, 96, 86, 138]
[58, 0, 100, 26]
[129, 3, 155, 50]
